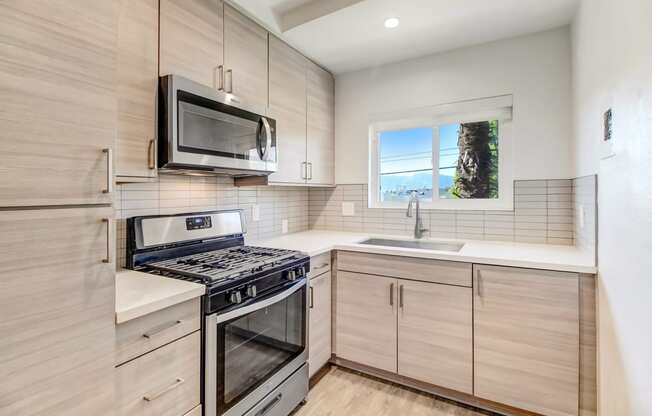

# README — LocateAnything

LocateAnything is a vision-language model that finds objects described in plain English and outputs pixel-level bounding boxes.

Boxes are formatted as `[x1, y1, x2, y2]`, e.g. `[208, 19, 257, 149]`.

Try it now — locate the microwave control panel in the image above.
[186, 216, 212, 230]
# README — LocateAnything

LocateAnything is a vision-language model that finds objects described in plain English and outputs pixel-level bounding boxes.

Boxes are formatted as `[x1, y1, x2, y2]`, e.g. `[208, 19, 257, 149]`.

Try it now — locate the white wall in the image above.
[572, 1, 652, 415]
[334, 27, 573, 184]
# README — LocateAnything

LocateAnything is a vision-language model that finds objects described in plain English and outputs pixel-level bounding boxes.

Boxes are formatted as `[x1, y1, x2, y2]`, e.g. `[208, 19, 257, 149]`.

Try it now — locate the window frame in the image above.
[368, 100, 514, 211]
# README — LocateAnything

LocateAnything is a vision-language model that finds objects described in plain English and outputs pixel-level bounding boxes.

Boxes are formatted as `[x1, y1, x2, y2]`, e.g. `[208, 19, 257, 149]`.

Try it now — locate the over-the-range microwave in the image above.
[159, 74, 277, 176]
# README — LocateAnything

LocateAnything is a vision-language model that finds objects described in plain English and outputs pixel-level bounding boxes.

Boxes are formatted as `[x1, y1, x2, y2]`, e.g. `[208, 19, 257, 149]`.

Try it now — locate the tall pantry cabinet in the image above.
[0, 1, 117, 415]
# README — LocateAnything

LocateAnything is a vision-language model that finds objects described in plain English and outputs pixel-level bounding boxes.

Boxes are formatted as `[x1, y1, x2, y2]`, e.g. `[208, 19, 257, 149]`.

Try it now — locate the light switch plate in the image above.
[342, 202, 355, 216]
[252, 204, 260, 222]
[282, 219, 288, 234]
[578, 204, 585, 229]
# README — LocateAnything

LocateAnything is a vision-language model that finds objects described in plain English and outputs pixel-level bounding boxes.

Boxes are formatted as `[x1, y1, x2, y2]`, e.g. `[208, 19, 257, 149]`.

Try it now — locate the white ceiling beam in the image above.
[279, 0, 366, 32]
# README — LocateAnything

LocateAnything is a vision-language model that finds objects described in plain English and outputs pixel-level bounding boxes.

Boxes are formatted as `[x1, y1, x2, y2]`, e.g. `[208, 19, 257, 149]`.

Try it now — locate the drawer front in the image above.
[310, 252, 331, 278]
[116, 331, 201, 416]
[116, 298, 201, 366]
[337, 251, 471, 287]
[183, 405, 202, 416]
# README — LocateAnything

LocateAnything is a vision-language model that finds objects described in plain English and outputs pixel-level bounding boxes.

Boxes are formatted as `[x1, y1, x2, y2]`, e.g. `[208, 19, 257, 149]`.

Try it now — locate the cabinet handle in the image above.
[102, 218, 111, 264]
[399, 284, 404, 308]
[389, 283, 394, 306]
[301, 162, 307, 179]
[226, 69, 233, 93]
[216, 65, 224, 91]
[143, 378, 185, 402]
[142, 320, 183, 339]
[102, 148, 113, 194]
[476, 270, 483, 297]
[147, 139, 155, 169]
[309, 287, 314, 309]
[307, 162, 313, 180]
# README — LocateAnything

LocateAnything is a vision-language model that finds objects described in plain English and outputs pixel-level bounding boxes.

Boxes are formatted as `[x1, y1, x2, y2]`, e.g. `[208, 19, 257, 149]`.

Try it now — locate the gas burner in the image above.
[144, 245, 301, 283]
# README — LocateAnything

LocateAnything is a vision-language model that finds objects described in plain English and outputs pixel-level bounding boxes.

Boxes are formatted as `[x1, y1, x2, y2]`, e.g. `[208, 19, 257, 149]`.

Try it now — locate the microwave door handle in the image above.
[216, 278, 306, 324]
[260, 117, 272, 161]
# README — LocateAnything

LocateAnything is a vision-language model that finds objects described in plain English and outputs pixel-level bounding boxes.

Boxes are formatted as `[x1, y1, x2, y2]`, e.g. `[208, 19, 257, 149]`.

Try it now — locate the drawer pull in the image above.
[316, 263, 329, 269]
[143, 378, 185, 402]
[142, 320, 182, 339]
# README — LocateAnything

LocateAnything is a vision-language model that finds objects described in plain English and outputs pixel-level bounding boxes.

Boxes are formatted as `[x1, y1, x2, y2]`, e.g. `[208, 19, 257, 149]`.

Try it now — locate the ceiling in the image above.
[231, 0, 579, 74]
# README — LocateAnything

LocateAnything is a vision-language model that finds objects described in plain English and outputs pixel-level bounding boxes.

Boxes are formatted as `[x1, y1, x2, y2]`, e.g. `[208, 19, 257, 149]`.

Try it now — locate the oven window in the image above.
[178, 100, 261, 161]
[217, 285, 306, 412]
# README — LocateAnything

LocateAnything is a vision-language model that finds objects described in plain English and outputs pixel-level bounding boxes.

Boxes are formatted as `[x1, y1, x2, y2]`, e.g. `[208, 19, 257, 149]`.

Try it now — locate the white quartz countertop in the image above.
[115, 269, 205, 324]
[251, 230, 597, 274]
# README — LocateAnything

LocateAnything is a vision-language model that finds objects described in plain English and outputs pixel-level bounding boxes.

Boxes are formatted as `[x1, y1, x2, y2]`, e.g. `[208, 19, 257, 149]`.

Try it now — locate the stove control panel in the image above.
[186, 215, 212, 230]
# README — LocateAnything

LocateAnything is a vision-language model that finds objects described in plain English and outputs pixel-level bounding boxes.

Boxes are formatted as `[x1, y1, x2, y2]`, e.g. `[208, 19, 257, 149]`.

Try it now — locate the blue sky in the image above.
[379, 124, 460, 175]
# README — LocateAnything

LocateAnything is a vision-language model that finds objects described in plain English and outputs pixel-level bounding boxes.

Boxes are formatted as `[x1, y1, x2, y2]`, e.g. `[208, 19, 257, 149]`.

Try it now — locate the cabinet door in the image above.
[474, 265, 579, 416]
[397, 280, 473, 394]
[159, 0, 223, 88]
[306, 62, 335, 186]
[268, 35, 307, 184]
[223, 4, 268, 110]
[0, 207, 115, 416]
[309, 271, 332, 377]
[0, 1, 117, 207]
[116, 0, 158, 179]
[336, 271, 397, 373]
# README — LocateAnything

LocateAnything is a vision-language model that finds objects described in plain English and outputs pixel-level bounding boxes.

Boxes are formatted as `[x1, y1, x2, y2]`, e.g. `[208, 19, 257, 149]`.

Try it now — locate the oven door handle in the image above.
[216, 278, 306, 324]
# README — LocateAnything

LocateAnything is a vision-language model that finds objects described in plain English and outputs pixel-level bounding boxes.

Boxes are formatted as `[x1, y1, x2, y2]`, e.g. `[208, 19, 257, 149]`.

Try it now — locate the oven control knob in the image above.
[229, 291, 242, 304]
[246, 285, 257, 297]
[287, 270, 296, 281]
[298, 266, 306, 276]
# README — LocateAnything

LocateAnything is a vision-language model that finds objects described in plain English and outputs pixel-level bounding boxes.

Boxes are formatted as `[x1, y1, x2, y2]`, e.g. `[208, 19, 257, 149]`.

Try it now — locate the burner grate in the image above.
[144, 245, 299, 282]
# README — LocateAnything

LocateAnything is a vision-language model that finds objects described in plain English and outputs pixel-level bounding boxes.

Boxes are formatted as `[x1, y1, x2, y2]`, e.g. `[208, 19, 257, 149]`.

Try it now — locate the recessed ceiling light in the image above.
[384, 17, 399, 29]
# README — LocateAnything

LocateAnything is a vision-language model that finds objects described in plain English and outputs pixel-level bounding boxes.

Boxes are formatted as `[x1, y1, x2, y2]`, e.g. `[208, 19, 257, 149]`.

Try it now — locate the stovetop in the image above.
[143, 245, 302, 285]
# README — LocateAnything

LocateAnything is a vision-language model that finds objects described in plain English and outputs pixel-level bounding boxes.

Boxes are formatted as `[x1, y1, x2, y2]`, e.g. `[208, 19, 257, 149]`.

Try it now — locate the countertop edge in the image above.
[116, 286, 205, 324]
[332, 244, 598, 274]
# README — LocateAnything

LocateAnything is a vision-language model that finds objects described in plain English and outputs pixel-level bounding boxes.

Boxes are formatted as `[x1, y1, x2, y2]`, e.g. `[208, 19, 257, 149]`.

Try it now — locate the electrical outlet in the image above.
[578, 204, 585, 229]
[282, 219, 288, 234]
[342, 201, 355, 216]
[252, 204, 260, 222]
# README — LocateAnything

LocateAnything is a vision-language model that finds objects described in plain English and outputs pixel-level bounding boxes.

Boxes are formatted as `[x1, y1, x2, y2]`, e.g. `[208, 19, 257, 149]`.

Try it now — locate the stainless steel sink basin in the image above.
[359, 238, 464, 252]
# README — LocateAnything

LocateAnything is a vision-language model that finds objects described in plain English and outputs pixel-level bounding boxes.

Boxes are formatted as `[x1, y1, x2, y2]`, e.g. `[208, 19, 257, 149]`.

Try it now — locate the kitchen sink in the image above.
[358, 238, 465, 252]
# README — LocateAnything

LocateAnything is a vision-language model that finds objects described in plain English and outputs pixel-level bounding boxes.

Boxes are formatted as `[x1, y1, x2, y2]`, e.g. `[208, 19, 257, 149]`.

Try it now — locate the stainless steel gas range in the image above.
[126, 210, 310, 416]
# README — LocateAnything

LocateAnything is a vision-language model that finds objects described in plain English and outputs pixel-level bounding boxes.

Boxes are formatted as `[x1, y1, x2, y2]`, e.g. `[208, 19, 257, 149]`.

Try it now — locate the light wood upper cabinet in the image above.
[159, 0, 223, 88]
[0, 0, 117, 207]
[336, 271, 397, 373]
[268, 35, 308, 184]
[223, 3, 268, 110]
[397, 280, 473, 394]
[116, 0, 159, 180]
[306, 62, 335, 185]
[309, 271, 332, 377]
[0, 207, 115, 416]
[473, 265, 580, 416]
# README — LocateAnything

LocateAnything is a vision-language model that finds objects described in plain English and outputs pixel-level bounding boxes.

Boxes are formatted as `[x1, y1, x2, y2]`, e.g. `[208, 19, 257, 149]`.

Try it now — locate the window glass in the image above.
[379, 127, 433, 202]
[438, 120, 499, 199]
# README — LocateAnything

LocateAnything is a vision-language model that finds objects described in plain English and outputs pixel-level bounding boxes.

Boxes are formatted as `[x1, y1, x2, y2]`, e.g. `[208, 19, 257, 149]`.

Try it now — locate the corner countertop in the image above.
[115, 269, 205, 324]
[250, 230, 597, 274]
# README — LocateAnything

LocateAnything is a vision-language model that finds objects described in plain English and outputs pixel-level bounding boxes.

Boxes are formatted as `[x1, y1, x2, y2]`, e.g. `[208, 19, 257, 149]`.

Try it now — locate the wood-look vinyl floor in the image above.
[295, 367, 494, 416]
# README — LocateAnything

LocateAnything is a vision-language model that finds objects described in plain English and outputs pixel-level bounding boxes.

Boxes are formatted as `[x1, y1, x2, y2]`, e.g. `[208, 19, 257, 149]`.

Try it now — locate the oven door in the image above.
[205, 279, 307, 416]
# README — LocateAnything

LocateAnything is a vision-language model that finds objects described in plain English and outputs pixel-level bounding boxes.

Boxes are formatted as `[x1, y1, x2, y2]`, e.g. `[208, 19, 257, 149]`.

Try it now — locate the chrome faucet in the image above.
[406, 191, 428, 239]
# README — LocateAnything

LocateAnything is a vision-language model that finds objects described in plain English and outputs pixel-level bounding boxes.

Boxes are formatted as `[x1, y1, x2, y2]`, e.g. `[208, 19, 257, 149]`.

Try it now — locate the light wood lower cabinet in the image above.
[0, 0, 117, 207]
[473, 265, 580, 416]
[336, 271, 398, 373]
[116, 0, 158, 180]
[0, 207, 115, 416]
[115, 331, 201, 416]
[115, 298, 201, 366]
[308, 271, 332, 377]
[398, 280, 473, 394]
